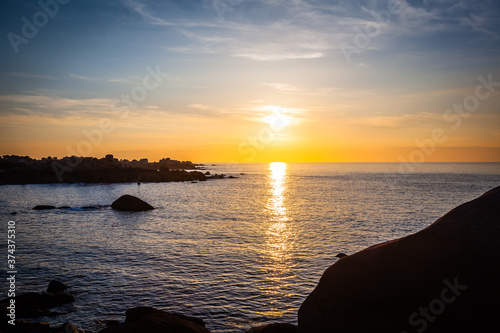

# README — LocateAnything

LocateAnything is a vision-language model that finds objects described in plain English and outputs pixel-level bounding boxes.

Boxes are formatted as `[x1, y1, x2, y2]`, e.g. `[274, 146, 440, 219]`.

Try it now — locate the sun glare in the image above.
[262, 106, 292, 129]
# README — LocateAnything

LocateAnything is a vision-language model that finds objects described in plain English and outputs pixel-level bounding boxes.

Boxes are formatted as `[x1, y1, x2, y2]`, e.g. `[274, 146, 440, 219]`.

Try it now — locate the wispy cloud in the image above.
[125, 0, 174, 26]
[0, 94, 117, 118]
[9, 73, 58, 80]
[342, 112, 445, 128]
[188, 103, 215, 110]
[70, 74, 137, 84]
[123, 0, 500, 62]
[107, 78, 137, 84]
[234, 51, 324, 61]
[124, 0, 219, 28]
[262, 83, 301, 92]
[69, 74, 97, 81]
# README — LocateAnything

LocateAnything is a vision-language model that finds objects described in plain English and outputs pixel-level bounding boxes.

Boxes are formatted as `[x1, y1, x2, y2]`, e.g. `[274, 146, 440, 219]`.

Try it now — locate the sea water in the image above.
[0, 163, 499, 332]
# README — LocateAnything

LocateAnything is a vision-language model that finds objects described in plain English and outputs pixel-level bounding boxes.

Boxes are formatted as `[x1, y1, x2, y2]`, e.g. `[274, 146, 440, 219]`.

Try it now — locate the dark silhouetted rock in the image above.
[246, 323, 298, 333]
[53, 322, 78, 333]
[1, 292, 74, 318]
[5, 320, 51, 333]
[298, 186, 500, 333]
[10, 212, 17, 215]
[125, 306, 161, 322]
[33, 205, 56, 210]
[103, 320, 120, 327]
[47, 280, 68, 293]
[335, 253, 347, 258]
[111, 195, 154, 212]
[58, 206, 71, 209]
[98, 306, 210, 333]
[0, 320, 78, 333]
[0, 154, 206, 184]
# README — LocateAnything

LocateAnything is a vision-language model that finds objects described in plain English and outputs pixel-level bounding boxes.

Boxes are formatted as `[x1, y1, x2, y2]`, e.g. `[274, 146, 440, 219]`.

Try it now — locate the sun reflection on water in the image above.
[268, 162, 288, 220]
[260, 162, 295, 317]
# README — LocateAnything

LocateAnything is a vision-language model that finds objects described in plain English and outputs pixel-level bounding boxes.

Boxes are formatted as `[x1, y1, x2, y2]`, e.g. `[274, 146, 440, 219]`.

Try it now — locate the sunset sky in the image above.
[1, 0, 499, 162]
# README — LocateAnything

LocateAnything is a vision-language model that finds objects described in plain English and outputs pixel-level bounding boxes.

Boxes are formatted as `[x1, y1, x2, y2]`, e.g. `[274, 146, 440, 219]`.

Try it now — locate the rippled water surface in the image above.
[1, 163, 499, 332]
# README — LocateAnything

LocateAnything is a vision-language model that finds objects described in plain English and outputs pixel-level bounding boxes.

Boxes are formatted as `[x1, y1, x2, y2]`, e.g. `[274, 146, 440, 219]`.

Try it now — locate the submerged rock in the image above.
[111, 195, 154, 212]
[33, 205, 56, 210]
[98, 306, 210, 333]
[299, 186, 500, 333]
[47, 280, 68, 293]
[208, 174, 225, 179]
[246, 323, 298, 333]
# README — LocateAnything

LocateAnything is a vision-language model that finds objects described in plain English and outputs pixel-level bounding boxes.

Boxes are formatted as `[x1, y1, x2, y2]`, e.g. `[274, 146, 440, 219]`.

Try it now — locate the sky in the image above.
[0, 0, 499, 163]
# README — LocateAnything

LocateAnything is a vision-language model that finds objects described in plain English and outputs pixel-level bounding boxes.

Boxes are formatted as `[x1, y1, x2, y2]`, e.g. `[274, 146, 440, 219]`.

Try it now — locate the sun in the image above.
[262, 105, 292, 130]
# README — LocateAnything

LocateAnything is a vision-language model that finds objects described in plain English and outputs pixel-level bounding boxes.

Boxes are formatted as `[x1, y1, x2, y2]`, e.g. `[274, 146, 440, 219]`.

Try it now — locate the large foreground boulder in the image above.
[111, 195, 154, 212]
[98, 306, 210, 333]
[299, 186, 500, 333]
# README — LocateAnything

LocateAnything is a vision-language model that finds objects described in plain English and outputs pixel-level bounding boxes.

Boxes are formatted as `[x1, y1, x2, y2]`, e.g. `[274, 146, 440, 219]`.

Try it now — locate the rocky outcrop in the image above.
[111, 195, 155, 212]
[98, 306, 210, 333]
[0, 155, 206, 185]
[298, 186, 500, 333]
[246, 323, 298, 333]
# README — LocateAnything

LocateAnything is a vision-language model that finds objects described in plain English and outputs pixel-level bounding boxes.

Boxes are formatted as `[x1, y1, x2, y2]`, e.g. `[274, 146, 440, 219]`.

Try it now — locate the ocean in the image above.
[1, 162, 499, 332]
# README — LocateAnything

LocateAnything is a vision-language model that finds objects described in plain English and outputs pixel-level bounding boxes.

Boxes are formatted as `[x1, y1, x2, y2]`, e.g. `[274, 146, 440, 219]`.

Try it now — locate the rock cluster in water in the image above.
[0, 154, 206, 185]
[0, 280, 75, 332]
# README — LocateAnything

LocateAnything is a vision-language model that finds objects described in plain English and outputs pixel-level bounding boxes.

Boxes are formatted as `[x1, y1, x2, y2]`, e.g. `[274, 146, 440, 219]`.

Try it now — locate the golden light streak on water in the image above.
[259, 162, 296, 317]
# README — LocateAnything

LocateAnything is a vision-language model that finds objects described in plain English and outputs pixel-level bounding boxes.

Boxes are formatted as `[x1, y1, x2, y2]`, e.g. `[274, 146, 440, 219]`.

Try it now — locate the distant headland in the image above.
[0, 154, 222, 185]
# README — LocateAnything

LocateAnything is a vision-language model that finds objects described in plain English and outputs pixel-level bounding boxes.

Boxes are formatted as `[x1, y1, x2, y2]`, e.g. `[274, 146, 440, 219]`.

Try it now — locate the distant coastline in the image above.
[0, 154, 216, 185]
